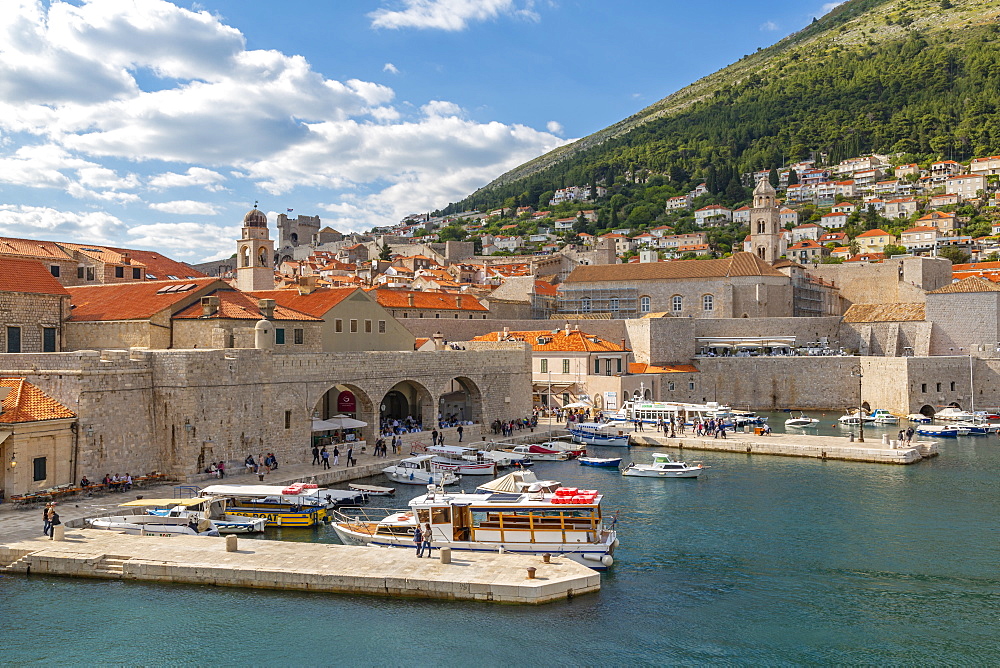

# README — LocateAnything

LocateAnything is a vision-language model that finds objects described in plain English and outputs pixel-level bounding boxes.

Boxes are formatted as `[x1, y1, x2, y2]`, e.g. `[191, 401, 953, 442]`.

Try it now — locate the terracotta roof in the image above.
[0, 378, 76, 424]
[73, 244, 204, 280]
[249, 287, 362, 317]
[953, 261, 1000, 272]
[58, 243, 146, 267]
[0, 236, 73, 261]
[67, 278, 221, 321]
[374, 289, 488, 311]
[471, 329, 629, 352]
[842, 303, 925, 323]
[788, 240, 823, 250]
[414, 337, 430, 349]
[629, 363, 699, 374]
[902, 226, 937, 234]
[0, 257, 70, 295]
[928, 276, 1000, 294]
[173, 289, 320, 321]
[856, 229, 891, 238]
[533, 281, 558, 297]
[563, 252, 786, 283]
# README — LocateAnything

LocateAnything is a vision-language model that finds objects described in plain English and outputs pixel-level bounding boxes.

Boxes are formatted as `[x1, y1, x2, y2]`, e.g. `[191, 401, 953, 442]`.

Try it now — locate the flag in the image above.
[287, 208, 294, 212]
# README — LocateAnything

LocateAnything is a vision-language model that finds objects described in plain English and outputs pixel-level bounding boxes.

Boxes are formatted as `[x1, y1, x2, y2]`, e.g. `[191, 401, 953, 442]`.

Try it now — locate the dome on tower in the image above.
[243, 207, 268, 227]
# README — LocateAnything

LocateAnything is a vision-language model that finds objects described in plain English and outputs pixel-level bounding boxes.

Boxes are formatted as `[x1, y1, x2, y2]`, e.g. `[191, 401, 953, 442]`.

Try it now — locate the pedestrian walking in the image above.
[321, 446, 331, 469]
[347, 446, 355, 466]
[906, 426, 914, 443]
[431, 429, 439, 446]
[413, 524, 424, 557]
[333, 445, 340, 466]
[312, 444, 320, 465]
[457, 425, 463, 442]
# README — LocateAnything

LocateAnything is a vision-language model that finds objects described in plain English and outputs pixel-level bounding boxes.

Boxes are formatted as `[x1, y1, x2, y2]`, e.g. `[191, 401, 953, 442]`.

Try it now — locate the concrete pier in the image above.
[630, 432, 939, 464]
[0, 530, 600, 604]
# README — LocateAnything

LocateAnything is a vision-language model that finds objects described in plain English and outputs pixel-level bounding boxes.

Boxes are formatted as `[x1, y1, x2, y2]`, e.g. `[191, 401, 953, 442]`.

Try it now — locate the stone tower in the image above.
[277, 213, 321, 248]
[750, 179, 782, 263]
[236, 205, 274, 292]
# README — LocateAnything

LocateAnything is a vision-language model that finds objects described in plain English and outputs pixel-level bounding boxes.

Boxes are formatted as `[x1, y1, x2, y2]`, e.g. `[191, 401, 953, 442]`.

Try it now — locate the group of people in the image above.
[412, 522, 433, 557]
[312, 444, 355, 469]
[42, 502, 61, 539]
[204, 461, 226, 478]
[490, 417, 536, 437]
[381, 415, 423, 435]
[693, 419, 732, 438]
[244, 453, 279, 481]
[897, 427, 915, 444]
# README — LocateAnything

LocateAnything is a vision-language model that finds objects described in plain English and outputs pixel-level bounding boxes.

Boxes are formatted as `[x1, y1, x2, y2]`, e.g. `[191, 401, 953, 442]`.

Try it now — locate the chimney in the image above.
[257, 298, 276, 320]
[121, 252, 131, 265]
[502, 326, 509, 339]
[432, 331, 445, 350]
[564, 322, 570, 336]
[200, 296, 219, 317]
[621, 338, 627, 350]
[297, 275, 318, 295]
[407, 292, 415, 308]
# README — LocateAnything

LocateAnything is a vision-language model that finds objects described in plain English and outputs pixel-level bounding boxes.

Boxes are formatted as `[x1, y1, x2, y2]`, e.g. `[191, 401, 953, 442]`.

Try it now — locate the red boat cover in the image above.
[528, 445, 559, 454]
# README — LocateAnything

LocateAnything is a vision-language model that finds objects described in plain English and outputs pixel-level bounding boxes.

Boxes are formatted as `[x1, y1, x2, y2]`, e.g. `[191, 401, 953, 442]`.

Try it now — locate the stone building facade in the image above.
[0, 378, 77, 497]
[0, 257, 70, 353]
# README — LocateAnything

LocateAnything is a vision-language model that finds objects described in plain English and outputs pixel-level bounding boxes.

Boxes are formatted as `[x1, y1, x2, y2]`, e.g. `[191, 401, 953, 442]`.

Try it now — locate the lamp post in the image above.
[851, 364, 864, 442]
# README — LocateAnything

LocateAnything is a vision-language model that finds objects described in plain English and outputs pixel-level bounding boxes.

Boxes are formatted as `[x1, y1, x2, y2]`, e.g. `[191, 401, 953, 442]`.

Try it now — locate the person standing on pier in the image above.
[431, 429, 439, 446]
[457, 425, 464, 442]
[321, 446, 331, 469]
[312, 444, 320, 466]
[422, 522, 433, 557]
[332, 445, 340, 466]
[42, 502, 52, 537]
[906, 426, 914, 443]
[346, 445, 355, 466]
[413, 524, 424, 557]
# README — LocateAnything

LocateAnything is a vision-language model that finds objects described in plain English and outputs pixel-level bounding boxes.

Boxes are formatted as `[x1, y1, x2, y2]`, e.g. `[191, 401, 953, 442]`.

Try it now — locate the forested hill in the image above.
[440, 0, 1000, 216]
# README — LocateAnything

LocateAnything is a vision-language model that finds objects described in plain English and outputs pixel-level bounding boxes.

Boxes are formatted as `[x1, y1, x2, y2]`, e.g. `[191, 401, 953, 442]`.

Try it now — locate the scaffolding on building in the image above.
[556, 287, 640, 318]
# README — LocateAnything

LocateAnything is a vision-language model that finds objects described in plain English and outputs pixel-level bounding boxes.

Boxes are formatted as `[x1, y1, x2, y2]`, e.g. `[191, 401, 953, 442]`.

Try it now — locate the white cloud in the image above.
[760, 20, 779, 31]
[421, 100, 463, 117]
[369, 0, 539, 31]
[125, 221, 240, 262]
[383, 62, 400, 74]
[148, 167, 226, 191]
[0, 204, 126, 242]
[821, 2, 845, 12]
[546, 120, 563, 135]
[149, 200, 221, 215]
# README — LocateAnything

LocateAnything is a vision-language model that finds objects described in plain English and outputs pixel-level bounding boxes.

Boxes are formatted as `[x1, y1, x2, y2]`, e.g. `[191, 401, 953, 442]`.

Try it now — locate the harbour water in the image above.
[3, 412, 999, 665]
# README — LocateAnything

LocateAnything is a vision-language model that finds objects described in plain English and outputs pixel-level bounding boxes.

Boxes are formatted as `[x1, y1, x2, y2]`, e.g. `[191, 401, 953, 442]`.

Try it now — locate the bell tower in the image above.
[236, 204, 274, 292]
[749, 179, 782, 263]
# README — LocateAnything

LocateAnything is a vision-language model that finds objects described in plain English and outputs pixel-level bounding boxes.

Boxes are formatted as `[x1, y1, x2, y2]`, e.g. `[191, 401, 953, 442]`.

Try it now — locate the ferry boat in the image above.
[621, 453, 704, 478]
[383, 455, 460, 486]
[199, 483, 357, 527]
[330, 485, 618, 570]
[568, 422, 631, 447]
[426, 445, 498, 476]
[610, 400, 756, 428]
[117, 497, 267, 534]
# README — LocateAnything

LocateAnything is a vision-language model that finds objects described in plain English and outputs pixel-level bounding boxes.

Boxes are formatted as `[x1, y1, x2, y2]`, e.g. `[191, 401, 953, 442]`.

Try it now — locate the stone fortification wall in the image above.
[925, 292, 1000, 358]
[65, 317, 172, 351]
[401, 318, 628, 346]
[807, 257, 949, 307]
[844, 321, 933, 357]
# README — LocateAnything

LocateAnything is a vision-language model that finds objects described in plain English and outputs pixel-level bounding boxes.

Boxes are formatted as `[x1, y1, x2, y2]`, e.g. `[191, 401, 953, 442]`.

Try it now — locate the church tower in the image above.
[236, 204, 275, 292]
[749, 179, 782, 263]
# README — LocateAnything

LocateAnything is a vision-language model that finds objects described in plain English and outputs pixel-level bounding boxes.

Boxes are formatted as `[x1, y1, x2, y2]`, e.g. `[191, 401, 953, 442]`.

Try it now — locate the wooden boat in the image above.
[568, 423, 631, 447]
[348, 483, 395, 496]
[577, 457, 622, 468]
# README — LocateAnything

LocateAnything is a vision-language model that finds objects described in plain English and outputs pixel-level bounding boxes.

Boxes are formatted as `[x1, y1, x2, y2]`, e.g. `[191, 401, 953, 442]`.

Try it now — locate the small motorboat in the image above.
[785, 413, 820, 428]
[907, 414, 932, 424]
[934, 407, 978, 422]
[916, 425, 970, 437]
[621, 453, 703, 478]
[951, 421, 994, 435]
[503, 444, 568, 461]
[838, 410, 874, 425]
[87, 515, 221, 536]
[869, 409, 900, 424]
[348, 483, 395, 496]
[568, 422, 631, 447]
[577, 456, 623, 468]
[383, 455, 460, 486]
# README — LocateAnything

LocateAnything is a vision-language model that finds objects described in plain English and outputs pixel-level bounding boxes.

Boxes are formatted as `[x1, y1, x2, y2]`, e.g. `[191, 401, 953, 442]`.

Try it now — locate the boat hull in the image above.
[578, 457, 622, 467]
[622, 467, 702, 478]
[225, 508, 324, 527]
[383, 470, 459, 485]
[568, 430, 631, 447]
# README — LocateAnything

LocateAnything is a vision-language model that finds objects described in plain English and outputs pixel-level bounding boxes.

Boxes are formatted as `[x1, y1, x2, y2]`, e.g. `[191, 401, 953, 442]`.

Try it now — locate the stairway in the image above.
[2, 554, 32, 572]
[93, 554, 131, 577]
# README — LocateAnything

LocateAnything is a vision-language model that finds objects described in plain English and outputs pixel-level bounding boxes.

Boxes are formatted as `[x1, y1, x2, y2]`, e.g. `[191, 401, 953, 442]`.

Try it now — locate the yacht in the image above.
[785, 413, 820, 427]
[383, 455, 460, 486]
[621, 453, 704, 478]
[330, 485, 618, 570]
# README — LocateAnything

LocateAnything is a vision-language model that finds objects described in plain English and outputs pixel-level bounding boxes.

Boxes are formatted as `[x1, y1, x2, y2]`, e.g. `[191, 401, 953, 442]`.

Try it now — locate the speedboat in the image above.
[383, 455, 460, 486]
[869, 409, 900, 424]
[838, 410, 874, 425]
[87, 514, 221, 536]
[330, 485, 618, 570]
[568, 422, 631, 447]
[621, 453, 704, 478]
[785, 413, 820, 427]
[916, 425, 970, 437]
[503, 444, 568, 461]
[578, 456, 623, 468]
[907, 414, 932, 424]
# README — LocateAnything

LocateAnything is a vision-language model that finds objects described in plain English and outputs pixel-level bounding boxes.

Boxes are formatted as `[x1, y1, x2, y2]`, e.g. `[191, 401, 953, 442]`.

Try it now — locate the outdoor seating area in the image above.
[5, 473, 168, 508]
[694, 336, 848, 357]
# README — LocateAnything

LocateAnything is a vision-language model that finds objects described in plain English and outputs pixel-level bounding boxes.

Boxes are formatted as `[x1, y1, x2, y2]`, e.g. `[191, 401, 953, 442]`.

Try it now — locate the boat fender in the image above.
[409, 473, 414, 480]
[611, 538, 619, 549]
[601, 555, 614, 567]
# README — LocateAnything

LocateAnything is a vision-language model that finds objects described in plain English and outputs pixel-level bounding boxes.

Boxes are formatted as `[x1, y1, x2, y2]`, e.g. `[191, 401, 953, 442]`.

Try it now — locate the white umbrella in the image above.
[325, 414, 368, 429]
[561, 401, 593, 409]
[311, 418, 341, 432]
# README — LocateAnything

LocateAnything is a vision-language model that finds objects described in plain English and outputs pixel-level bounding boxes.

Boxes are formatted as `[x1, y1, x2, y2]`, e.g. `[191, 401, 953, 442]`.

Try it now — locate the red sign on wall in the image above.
[337, 390, 357, 413]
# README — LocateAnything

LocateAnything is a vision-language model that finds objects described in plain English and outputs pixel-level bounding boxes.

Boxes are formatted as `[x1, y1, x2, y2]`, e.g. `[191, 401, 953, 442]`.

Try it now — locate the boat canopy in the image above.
[118, 497, 212, 508]
[201, 484, 321, 497]
[427, 445, 474, 456]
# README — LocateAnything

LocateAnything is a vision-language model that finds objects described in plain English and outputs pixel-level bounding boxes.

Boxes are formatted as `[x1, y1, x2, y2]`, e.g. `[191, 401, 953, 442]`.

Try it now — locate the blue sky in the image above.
[0, 0, 843, 263]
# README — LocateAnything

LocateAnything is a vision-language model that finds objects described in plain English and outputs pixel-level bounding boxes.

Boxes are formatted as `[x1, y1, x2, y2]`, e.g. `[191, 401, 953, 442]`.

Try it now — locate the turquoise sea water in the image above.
[3, 412, 999, 665]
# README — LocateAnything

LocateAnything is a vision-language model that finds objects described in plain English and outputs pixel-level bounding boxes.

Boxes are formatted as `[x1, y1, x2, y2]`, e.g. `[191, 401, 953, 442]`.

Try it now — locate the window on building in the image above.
[378, 320, 386, 333]
[672, 296, 683, 312]
[293, 328, 304, 345]
[616, 358, 622, 373]
[77, 266, 84, 279]
[540, 359, 548, 373]
[688, 381, 695, 390]
[562, 392, 570, 405]
[133, 267, 141, 279]
[350, 319, 358, 333]
[365, 320, 372, 333]
[936, 382, 942, 392]
[115, 266, 124, 278]
[435, 313, 440, 318]
[6, 326, 21, 353]
[668, 382, 675, 391]
[562, 359, 570, 374]
[86, 267, 95, 281]
[275, 328, 285, 344]
[921, 383, 927, 393]
[609, 297, 619, 312]
[33, 456, 46, 482]
[640, 296, 651, 313]
[403, 313, 408, 318]
[594, 358, 600, 374]
[42, 327, 56, 352]
[703, 294, 714, 312]
[335, 319, 343, 333]
[284, 410, 291, 429]
[582, 297, 591, 313]
[50, 265, 60, 277]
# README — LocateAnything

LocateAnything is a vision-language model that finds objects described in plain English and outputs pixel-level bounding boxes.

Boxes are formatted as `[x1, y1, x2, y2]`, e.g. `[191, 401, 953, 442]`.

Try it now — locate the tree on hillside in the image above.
[537, 190, 555, 209]
[938, 246, 970, 264]
[882, 243, 907, 258]
[378, 244, 392, 261]
[769, 168, 779, 188]
[787, 170, 799, 186]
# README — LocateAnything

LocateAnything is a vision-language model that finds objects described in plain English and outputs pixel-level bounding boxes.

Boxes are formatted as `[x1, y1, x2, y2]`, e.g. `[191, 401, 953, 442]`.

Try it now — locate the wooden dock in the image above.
[629, 432, 939, 464]
[0, 530, 599, 604]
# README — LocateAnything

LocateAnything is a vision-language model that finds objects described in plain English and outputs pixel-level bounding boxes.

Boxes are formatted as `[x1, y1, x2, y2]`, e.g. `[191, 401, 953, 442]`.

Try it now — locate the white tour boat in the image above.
[784, 413, 820, 427]
[383, 455, 460, 486]
[621, 453, 704, 478]
[426, 445, 498, 476]
[87, 514, 221, 536]
[568, 422, 631, 447]
[330, 485, 618, 569]
[610, 399, 733, 427]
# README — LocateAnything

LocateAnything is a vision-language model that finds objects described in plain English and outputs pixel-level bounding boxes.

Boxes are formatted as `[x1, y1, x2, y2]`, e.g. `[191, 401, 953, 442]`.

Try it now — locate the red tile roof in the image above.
[173, 289, 321, 321]
[67, 278, 221, 321]
[471, 329, 628, 352]
[0, 257, 70, 295]
[0, 236, 73, 261]
[856, 229, 891, 238]
[249, 287, 362, 317]
[374, 289, 488, 311]
[0, 378, 76, 424]
[564, 252, 785, 282]
[629, 363, 699, 374]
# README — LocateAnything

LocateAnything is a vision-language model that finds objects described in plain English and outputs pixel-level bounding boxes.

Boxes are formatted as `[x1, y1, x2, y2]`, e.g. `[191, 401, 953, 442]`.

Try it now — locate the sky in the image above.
[0, 0, 844, 263]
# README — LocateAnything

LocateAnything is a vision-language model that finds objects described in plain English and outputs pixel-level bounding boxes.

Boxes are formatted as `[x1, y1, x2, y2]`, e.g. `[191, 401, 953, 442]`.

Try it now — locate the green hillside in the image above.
[440, 0, 1000, 220]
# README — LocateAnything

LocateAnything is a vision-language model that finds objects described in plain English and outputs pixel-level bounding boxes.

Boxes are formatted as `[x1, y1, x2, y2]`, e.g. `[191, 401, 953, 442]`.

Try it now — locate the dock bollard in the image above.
[226, 535, 238, 552]
[526, 567, 536, 579]
[543, 553, 551, 563]
[440, 547, 452, 564]
[53, 525, 65, 541]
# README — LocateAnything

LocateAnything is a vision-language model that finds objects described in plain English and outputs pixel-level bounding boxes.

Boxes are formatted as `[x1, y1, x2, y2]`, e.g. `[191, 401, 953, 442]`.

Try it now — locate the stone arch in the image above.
[312, 382, 376, 443]
[438, 376, 483, 425]
[240, 245, 250, 267]
[861, 401, 871, 413]
[919, 404, 935, 417]
[379, 379, 434, 430]
[948, 401, 962, 409]
[258, 246, 269, 267]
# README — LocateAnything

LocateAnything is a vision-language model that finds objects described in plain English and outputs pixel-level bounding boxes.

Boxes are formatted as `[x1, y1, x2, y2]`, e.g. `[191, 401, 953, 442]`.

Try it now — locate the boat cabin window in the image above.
[431, 507, 451, 524]
[417, 509, 430, 524]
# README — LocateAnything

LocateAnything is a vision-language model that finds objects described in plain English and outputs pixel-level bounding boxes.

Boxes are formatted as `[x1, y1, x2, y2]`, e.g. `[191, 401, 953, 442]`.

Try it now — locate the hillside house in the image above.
[884, 197, 919, 219]
[855, 229, 895, 254]
[946, 174, 986, 201]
